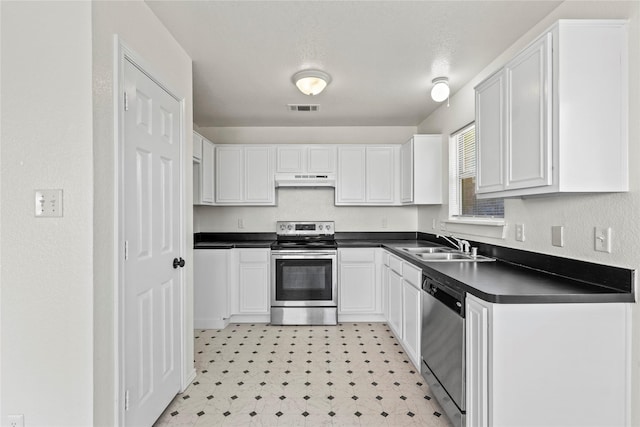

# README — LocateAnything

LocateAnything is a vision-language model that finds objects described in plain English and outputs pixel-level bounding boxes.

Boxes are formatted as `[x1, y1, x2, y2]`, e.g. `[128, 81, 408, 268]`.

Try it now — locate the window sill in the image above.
[441, 218, 506, 239]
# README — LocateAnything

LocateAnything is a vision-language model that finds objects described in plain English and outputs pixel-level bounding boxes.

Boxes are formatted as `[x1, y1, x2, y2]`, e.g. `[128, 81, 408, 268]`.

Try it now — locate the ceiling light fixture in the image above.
[292, 69, 332, 96]
[430, 77, 450, 103]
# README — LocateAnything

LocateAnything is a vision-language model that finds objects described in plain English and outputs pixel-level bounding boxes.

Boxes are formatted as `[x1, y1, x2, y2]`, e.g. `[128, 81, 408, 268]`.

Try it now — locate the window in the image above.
[449, 123, 504, 218]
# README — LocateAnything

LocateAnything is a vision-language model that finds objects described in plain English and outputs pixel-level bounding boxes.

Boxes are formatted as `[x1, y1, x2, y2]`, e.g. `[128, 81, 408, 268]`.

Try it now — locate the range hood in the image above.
[275, 173, 336, 187]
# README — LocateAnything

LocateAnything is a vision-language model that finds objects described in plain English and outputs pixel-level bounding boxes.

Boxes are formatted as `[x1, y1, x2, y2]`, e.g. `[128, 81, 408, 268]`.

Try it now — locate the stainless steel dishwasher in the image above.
[421, 273, 465, 427]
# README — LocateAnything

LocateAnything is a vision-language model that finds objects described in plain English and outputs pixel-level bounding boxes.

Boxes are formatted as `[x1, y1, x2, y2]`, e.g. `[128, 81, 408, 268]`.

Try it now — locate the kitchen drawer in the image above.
[238, 249, 270, 263]
[389, 254, 403, 275]
[340, 248, 376, 263]
[402, 262, 422, 288]
[382, 251, 390, 266]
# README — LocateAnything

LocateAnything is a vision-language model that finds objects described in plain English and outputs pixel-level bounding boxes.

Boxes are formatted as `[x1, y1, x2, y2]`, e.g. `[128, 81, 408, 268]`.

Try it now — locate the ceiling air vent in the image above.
[287, 104, 320, 112]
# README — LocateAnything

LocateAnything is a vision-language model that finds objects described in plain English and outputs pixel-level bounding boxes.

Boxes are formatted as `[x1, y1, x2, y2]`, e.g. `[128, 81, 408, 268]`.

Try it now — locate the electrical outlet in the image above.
[35, 189, 63, 217]
[237, 218, 244, 229]
[551, 226, 564, 247]
[432, 219, 437, 229]
[515, 224, 525, 242]
[594, 227, 612, 253]
[8, 414, 24, 427]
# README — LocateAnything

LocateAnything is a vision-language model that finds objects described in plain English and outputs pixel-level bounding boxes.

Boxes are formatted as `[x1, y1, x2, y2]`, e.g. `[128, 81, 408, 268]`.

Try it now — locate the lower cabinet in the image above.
[194, 249, 230, 329]
[194, 248, 271, 327]
[237, 249, 270, 315]
[384, 251, 422, 370]
[466, 293, 631, 426]
[338, 248, 383, 321]
[401, 273, 422, 369]
[387, 265, 403, 339]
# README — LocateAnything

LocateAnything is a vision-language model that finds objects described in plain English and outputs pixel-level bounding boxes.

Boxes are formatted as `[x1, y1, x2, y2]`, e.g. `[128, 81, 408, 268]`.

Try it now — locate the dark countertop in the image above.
[382, 244, 633, 304]
[194, 232, 635, 305]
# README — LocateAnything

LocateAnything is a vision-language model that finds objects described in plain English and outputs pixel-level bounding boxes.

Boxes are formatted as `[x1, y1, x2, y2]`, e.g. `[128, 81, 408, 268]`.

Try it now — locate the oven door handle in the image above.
[271, 250, 337, 257]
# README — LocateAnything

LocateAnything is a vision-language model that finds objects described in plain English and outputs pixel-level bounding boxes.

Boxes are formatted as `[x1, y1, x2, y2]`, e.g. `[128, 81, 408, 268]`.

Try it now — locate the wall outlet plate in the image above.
[551, 226, 564, 247]
[35, 189, 63, 217]
[515, 224, 525, 242]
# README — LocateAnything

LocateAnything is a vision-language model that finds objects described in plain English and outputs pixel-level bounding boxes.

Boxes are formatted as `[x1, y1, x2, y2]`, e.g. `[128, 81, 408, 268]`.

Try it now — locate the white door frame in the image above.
[113, 36, 189, 425]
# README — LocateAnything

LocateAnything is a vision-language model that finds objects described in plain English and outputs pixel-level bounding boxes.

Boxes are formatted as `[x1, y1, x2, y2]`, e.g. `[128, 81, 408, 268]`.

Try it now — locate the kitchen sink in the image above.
[414, 252, 495, 262]
[401, 247, 456, 254]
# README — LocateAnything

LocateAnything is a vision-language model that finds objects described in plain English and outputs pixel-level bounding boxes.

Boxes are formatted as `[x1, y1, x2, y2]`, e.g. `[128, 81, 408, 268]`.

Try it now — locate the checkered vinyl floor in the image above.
[154, 322, 454, 427]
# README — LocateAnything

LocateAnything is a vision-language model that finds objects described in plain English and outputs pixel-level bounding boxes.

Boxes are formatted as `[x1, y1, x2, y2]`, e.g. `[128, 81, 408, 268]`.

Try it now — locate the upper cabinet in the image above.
[215, 145, 275, 205]
[276, 145, 336, 174]
[336, 145, 399, 205]
[193, 131, 215, 205]
[475, 20, 628, 199]
[400, 135, 442, 205]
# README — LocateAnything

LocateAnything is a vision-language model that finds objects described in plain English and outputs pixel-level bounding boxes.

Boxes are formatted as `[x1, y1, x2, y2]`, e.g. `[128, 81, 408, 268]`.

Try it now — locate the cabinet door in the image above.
[336, 146, 366, 204]
[366, 146, 396, 204]
[402, 281, 421, 369]
[194, 249, 230, 328]
[215, 146, 244, 203]
[238, 249, 270, 314]
[245, 146, 274, 204]
[308, 145, 336, 173]
[400, 140, 413, 203]
[200, 138, 215, 204]
[387, 269, 403, 339]
[505, 33, 552, 190]
[276, 146, 305, 173]
[338, 249, 377, 314]
[193, 131, 203, 161]
[466, 295, 490, 427]
[476, 71, 506, 194]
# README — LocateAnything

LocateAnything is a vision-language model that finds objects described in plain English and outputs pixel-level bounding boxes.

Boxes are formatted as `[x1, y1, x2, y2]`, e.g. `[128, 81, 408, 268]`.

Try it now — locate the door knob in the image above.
[173, 257, 185, 269]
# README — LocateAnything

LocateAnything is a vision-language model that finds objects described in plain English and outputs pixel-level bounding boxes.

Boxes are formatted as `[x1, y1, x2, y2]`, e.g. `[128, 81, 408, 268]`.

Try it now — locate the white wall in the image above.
[195, 188, 417, 232]
[92, 2, 194, 425]
[416, 1, 640, 423]
[1, 2, 94, 425]
[195, 126, 418, 232]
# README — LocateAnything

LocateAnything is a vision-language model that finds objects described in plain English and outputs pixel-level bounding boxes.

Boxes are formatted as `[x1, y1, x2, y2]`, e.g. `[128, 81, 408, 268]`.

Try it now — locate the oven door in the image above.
[271, 250, 337, 307]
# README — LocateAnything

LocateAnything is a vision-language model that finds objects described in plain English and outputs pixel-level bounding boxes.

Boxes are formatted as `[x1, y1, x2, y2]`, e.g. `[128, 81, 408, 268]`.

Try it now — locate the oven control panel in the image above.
[276, 221, 335, 236]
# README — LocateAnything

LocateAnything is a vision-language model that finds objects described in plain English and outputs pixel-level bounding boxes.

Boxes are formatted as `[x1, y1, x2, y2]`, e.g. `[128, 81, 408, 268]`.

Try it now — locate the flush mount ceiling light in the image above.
[431, 77, 450, 103]
[292, 69, 332, 96]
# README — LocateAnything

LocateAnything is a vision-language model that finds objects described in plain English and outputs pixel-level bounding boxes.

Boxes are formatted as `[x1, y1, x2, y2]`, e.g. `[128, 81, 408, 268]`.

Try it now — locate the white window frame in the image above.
[445, 123, 506, 239]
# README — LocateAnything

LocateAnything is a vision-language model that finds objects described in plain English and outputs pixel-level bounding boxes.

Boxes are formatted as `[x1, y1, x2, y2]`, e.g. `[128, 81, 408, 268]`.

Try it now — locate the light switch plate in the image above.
[551, 226, 564, 247]
[35, 189, 63, 217]
[594, 227, 612, 253]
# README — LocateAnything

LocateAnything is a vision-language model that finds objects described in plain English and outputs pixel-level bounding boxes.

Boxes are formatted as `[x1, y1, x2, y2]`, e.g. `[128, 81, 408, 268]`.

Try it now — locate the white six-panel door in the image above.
[123, 58, 182, 426]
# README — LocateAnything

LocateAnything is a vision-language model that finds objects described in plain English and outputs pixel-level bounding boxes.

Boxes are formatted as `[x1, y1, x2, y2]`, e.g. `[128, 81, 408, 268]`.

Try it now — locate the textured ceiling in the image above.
[146, 1, 562, 127]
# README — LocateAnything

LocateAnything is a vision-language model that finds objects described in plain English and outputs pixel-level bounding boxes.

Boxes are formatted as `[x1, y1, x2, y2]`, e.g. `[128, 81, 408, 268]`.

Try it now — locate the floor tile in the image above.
[154, 323, 454, 427]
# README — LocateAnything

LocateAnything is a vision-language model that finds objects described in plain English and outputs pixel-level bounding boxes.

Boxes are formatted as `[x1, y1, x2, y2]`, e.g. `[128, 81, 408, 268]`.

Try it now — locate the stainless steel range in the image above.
[270, 221, 337, 325]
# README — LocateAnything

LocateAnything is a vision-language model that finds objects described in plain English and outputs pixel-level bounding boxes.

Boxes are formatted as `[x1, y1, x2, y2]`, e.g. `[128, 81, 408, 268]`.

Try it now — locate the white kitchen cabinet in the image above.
[215, 145, 275, 205]
[386, 253, 404, 339]
[194, 249, 230, 329]
[338, 248, 382, 321]
[193, 131, 203, 161]
[400, 135, 442, 204]
[336, 145, 398, 205]
[475, 20, 628, 198]
[237, 249, 270, 315]
[465, 295, 489, 427]
[475, 71, 505, 194]
[466, 293, 630, 426]
[193, 132, 215, 205]
[401, 262, 422, 369]
[276, 145, 336, 174]
[401, 279, 421, 369]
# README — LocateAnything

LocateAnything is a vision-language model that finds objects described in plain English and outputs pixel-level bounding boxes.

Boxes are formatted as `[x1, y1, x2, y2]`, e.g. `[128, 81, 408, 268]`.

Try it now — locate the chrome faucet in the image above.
[437, 234, 471, 253]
